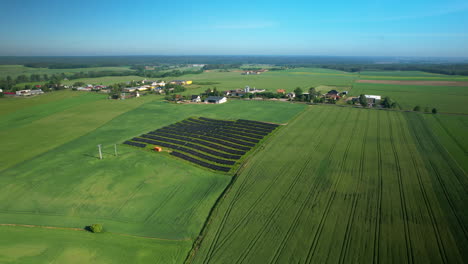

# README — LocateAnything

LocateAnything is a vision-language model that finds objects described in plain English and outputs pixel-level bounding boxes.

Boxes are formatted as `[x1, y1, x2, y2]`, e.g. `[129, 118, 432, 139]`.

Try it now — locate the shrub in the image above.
[90, 224, 103, 233]
[432, 108, 438, 114]
[413, 105, 421, 111]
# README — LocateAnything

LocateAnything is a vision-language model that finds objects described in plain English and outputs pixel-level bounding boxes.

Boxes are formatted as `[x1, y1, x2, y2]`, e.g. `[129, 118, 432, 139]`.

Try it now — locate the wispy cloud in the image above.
[213, 21, 276, 29]
[320, 3, 468, 23]
[356, 32, 468, 37]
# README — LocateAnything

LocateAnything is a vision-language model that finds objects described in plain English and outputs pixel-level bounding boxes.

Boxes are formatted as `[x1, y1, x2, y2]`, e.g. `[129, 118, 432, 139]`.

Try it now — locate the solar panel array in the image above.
[123, 117, 280, 172]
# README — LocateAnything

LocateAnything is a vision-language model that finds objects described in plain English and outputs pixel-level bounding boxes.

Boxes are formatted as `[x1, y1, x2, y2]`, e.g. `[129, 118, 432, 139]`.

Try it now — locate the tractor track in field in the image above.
[338, 110, 370, 264]
[304, 110, 358, 263]
[200, 108, 330, 264]
[372, 112, 383, 264]
[266, 109, 344, 264]
[144, 184, 183, 223]
[404, 114, 468, 239]
[433, 116, 468, 155]
[233, 108, 343, 264]
[0, 223, 191, 242]
[111, 179, 148, 217]
[395, 113, 448, 263]
[388, 112, 415, 264]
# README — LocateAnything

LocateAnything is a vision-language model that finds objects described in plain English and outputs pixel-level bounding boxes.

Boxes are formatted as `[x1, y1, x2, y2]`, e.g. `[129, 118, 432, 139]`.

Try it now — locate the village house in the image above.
[287, 92, 296, 99]
[276, 89, 286, 94]
[191, 95, 201, 102]
[205, 96, 227, 104]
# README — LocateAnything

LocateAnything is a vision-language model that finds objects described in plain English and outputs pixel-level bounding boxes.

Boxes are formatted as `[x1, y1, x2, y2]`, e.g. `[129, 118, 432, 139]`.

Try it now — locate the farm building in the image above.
[16, 90, 32, 96]
[277, 89, 286, 94]
[224, 89, 246, 97]
[365, 95, 381, 106]
[206, 96, 227, 104]
[191, 95, 201, 102]
[169, 80, 192, 85]
[287, 92, 296, 99]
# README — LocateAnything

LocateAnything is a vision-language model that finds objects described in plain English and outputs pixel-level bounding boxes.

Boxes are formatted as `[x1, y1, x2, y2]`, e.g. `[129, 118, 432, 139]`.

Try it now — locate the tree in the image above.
[424, 106, 430, 112]
[413, 105, 421, 111]
[90, 223, 103, 233]
[308, 87, 319, 98]
[359, 94, 368, 107]
[293, 87, 303, 97]
[432, 108, 437, 114]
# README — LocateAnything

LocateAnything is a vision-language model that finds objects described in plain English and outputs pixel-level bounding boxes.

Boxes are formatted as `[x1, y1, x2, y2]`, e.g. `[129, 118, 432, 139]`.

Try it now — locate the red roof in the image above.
[35, 85, 42, 88]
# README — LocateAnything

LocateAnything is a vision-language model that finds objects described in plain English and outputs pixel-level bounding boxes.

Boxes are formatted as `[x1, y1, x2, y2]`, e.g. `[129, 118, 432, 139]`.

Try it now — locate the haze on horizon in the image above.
[1, 0, 468, 57]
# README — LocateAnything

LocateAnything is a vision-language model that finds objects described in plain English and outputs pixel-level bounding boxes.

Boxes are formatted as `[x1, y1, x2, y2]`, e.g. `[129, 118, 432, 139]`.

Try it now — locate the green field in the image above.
[350, 82, 468, 113]
[0, 65, 134, 79]
[1, 66, 468, 263]
[0, 91, 305, 263]
[190, 106, 468, 263]
[0, 225, 190, 264]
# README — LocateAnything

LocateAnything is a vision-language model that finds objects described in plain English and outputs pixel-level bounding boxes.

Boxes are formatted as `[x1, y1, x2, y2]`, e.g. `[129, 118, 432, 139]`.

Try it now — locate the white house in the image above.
[365, 95, 381, 100]
[30, 89, 44, 95]
[206, 96, 227, 104]
[191, 95, 201, 102]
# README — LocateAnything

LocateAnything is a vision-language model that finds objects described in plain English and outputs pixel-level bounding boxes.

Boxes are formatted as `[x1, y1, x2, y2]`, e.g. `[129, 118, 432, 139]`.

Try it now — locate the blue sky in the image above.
[1, 0, 467, 57]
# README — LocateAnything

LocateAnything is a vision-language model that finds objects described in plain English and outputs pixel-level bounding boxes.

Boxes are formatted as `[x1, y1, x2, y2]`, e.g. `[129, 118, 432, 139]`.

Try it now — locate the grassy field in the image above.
[0, 225, 190, 264]
[0, 65, 134, 79]
[0, 91, 305, 263]
[349, 82, 468, 113]
[190, 106, 468, 263]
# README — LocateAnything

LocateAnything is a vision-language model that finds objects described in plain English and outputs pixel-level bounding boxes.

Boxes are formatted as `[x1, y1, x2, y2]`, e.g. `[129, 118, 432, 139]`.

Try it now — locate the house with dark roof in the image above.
[205, 96, 227, 104]
[191, 95, 201, 102]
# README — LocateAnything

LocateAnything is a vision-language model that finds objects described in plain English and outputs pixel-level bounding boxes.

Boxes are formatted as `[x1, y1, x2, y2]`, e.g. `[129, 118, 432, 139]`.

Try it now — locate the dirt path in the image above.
[356, 80, 468, 86]
[0, 223, 192, 242]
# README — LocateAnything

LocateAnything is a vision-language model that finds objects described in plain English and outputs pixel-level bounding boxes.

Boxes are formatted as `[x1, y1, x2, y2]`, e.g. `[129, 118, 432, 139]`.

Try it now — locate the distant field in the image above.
[0, 92, 305, 263]
[191, 106, 468, 263]
[350, 82, 468, 113]
[359, 70, 468, 81]
[0, 65, 134, 79]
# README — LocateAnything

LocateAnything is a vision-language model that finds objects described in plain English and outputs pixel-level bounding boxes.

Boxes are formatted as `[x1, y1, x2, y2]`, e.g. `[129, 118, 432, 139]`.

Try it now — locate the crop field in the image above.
[190, 106, 468, 263]
[423, 114, 468, 173]
[0, 91, 305, 263]
[350, 82, 468, 113]
[359, 70, 468, 81]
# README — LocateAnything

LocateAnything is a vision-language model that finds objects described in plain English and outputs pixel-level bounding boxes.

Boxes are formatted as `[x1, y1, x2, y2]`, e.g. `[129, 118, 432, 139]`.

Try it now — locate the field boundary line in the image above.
[0, 223, 192, 242]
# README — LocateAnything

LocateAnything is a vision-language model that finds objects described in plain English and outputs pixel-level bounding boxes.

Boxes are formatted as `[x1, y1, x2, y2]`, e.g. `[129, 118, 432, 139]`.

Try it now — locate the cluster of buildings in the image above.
[241, 69, 268, 75]
[14, 89, 44, 96]
[223, 86, 266, 97]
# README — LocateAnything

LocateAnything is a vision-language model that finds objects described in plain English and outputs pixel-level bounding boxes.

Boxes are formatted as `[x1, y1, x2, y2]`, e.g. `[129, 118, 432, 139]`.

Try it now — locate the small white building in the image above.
[206, 96, 227, 104]
[365, 95, 381, 100]
[16, 90, 31, 96]
[191, 95, 201, 102]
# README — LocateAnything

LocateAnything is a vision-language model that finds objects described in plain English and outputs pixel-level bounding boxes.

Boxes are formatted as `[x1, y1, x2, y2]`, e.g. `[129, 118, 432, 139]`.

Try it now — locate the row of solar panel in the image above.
[171, 151, 231, 172]
[166, 124, 259, 145]
[194, 117, 278, 131]
[129, 138, 235, 165]
[157, 127, 256, 148]
[148, 131, 246, 155]
[155, 128, 251, 151]
[186, 119, 272, 136]
[139, 134, 241, 160]
[123, 141, 146, 148]
[171, 123, 262, 143]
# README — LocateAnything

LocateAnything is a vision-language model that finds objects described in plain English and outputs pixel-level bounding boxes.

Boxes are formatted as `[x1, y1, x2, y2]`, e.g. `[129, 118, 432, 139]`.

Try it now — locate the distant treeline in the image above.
[0, 68, 202, 91]
[319, 64, 468, 75]
[202, 64, 242, 70]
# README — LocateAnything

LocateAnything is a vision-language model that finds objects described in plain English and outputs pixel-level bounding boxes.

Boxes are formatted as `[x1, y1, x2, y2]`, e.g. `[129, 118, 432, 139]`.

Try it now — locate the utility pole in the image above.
[114, 144, 118, 156]
[98, 144, 103, 160]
